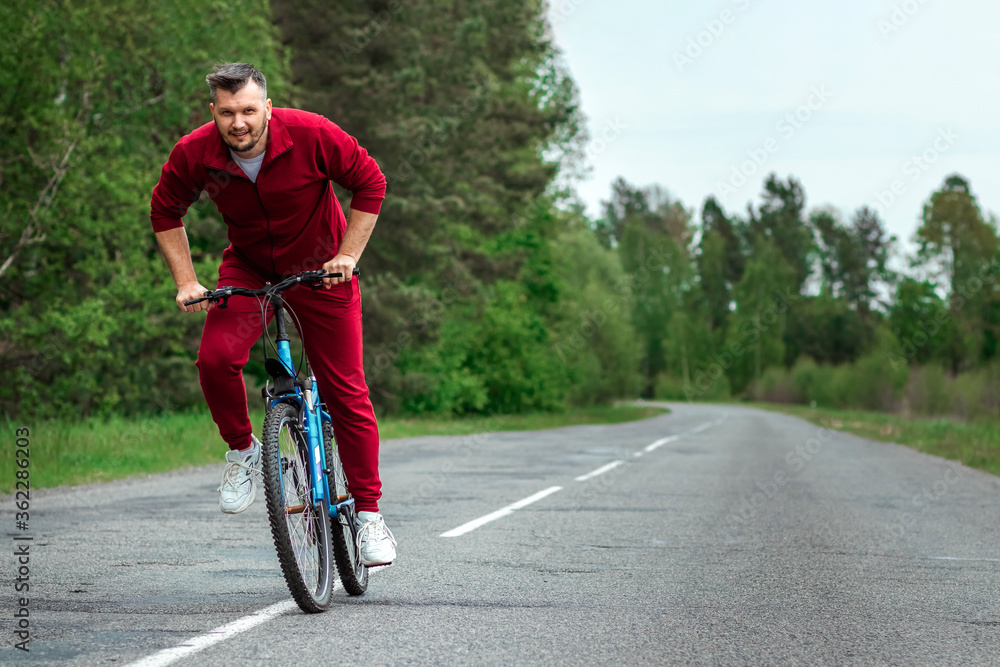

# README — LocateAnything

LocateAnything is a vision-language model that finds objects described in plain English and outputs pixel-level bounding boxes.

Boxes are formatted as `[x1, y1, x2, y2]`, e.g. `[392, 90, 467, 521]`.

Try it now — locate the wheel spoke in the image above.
[275, 420, 324, 595]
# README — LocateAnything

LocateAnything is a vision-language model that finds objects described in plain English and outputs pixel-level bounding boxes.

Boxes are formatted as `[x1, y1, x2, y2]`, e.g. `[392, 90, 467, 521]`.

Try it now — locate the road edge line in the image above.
[124, 599, 299, 667]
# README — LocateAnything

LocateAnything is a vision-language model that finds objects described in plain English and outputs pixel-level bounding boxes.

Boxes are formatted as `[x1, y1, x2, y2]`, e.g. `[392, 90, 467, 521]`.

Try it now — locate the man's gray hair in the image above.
[206, 63, 267, 104]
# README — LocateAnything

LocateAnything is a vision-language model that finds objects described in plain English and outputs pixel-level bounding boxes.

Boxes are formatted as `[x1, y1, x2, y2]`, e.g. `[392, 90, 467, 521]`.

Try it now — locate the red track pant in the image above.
[195, 254, 382, 512]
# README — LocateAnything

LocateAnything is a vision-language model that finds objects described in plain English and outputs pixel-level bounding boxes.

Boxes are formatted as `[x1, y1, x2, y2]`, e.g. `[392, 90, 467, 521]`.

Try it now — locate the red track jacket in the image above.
[150, 108, 386, 276]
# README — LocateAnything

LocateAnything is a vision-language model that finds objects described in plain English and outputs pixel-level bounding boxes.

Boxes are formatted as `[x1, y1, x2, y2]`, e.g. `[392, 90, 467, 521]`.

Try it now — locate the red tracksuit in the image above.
[150, 108, 386, 512]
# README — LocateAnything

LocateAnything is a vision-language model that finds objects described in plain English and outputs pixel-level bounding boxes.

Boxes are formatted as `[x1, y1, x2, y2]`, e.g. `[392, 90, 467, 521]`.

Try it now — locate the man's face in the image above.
[210, 80, 272, 156]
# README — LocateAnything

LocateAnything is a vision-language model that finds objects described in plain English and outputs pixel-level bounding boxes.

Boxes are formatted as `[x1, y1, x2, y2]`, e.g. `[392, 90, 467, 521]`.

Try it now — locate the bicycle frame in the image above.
[266, 293, 353, 521]
[184, 268, 368, 604]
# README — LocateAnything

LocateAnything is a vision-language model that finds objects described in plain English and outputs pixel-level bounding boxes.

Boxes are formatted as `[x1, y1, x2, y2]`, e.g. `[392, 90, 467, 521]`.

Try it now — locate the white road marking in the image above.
[131, 413, 733, 661]
[441, 417, 727, 539]
[125, 599, 299, 667]
[440, 486, 564, 537]
[645, 435, 678, 453]
[575, 460, 624, 481]
[127, 565, 384, 666]
[644, 419, 720, 453]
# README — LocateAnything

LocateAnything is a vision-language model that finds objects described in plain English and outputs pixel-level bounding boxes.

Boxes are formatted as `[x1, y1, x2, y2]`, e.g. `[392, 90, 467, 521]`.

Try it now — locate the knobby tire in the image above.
[262, 403, 334, 612]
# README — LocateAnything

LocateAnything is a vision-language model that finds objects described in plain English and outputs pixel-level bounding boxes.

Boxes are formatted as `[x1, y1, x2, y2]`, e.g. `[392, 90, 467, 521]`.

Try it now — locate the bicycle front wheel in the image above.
[262, 403, 334, 612]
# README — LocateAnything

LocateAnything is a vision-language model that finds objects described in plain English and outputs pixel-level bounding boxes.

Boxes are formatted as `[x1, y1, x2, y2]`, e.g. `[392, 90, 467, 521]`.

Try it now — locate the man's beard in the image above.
[222, 115, 268, 155]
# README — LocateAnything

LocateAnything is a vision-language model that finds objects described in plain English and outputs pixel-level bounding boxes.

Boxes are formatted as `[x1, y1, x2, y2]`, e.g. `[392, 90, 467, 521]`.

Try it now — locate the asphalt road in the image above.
[3, 402, 1000, 665]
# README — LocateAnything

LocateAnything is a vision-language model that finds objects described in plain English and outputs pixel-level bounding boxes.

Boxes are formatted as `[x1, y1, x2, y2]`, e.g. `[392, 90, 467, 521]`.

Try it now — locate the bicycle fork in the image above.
[269, 296, 353, 522]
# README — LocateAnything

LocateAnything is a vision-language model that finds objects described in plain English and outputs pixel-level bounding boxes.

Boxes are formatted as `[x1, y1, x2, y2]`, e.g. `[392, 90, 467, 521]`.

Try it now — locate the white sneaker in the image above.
[355, 511, 396, 566]
[219, 435, 263, 514]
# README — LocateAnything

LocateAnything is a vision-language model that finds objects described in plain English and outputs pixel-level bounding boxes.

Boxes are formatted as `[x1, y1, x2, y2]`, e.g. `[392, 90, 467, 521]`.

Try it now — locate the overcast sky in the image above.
[546, 0, 1000, 254]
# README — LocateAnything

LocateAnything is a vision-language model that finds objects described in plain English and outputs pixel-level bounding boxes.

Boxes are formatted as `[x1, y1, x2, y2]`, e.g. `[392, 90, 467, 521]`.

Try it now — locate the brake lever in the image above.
[212, 286, 236, 309]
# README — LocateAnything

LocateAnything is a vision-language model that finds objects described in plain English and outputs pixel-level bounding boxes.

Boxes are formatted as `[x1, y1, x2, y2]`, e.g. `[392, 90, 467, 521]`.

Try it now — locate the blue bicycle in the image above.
[185, 269, 367, 612]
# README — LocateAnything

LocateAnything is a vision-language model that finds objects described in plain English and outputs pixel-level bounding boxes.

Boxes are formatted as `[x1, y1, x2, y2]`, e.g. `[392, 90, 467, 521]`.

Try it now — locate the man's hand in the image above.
[176, 281, 211, 313]
[322, 253, 357, 289]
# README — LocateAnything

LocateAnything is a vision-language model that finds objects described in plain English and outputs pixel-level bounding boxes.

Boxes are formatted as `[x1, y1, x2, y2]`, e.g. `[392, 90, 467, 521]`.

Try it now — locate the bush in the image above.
[851, 325, 910, 411]
[749, 357, 851, 409]
[908, 361, 1000, 422]
[399, 281, 570, 416]
[953, 363, 1000, 421]
[747, 366, 799, 404]
[752, 326, 909, 412]
[905, 364, 953, 417]
[656, 372, 730, 402]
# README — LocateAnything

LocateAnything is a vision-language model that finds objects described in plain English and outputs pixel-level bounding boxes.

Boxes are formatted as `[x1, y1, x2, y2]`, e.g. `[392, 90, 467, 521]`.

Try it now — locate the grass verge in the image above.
[748, 402, 1000, 477]
[1, 404, 668, 493]
[378, 404, 667, 439]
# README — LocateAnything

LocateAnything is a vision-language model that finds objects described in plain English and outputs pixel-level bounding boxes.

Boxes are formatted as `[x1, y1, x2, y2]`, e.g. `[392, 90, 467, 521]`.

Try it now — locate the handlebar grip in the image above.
[307, 267, 361, 290]
[315, 267, 361, 279]
[183, 289, 216, 306]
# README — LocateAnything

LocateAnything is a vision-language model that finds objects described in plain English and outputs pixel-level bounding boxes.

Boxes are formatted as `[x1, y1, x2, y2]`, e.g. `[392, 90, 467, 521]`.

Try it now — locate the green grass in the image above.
[0, 404, 668, 493]
[748, 402, 1000, 477]
[377, 404, 667, 439]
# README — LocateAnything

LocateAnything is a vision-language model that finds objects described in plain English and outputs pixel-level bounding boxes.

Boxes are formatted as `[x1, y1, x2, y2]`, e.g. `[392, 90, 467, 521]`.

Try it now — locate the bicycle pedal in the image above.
[365, 561, 395, 570]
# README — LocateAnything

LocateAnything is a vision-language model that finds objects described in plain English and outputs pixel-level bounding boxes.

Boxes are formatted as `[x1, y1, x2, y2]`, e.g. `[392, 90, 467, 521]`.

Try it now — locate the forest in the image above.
[3, 0, 997, 424]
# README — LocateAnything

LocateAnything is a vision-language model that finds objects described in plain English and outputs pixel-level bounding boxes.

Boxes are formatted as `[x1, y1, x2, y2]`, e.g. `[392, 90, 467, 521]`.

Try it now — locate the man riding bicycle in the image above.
[149, 62, 395, 566]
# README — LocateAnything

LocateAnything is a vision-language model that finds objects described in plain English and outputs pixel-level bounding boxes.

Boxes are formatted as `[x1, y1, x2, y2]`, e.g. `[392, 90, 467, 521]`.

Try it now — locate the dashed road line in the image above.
[441, 418, 726, 539]
[440, 486, 564, 537]
[645, 435, 678, 453]
[130, 414, 731, 666]
[575, 460, 624, 481]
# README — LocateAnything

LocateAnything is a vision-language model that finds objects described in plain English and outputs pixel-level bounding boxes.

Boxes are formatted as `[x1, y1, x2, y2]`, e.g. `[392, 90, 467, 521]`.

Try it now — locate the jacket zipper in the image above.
[251, 183, 276, 275]
[255, 145, 292, 276]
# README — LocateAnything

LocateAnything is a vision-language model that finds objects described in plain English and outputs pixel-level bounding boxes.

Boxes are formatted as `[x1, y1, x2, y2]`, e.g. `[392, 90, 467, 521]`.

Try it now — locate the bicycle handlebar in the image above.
[182, 268, 361, 307]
